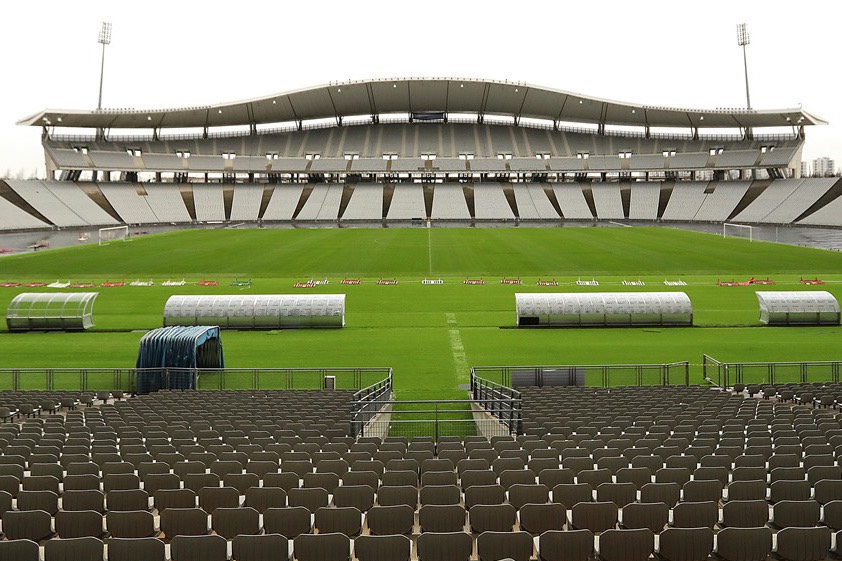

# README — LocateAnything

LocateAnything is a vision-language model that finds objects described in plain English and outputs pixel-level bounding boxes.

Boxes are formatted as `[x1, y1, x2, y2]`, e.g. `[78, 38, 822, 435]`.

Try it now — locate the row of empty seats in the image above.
[5, 181, 115, 228]
[3, 179, 841, 228]
[14, 527, 827, 561]
[3, 384, 842, 560]
[46, 123, 804, 162]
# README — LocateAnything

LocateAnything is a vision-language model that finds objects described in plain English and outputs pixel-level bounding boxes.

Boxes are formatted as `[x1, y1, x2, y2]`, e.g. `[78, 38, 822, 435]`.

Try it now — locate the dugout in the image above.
[135, 325, 225, 393]
[162, 294, 346, 328]
[515, 292, 693, 327]
[5, 292, 99, 331]
[757, 291, 840, 326]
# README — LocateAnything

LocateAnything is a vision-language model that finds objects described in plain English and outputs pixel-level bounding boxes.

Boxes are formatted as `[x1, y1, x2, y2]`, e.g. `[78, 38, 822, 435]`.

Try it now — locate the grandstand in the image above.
[661, 182, 709, 222]
[0, 77, 837, 231]
[553, 183, 593, 220]
[627, 182, 661, 221]
[192, 184, 226, 222]
[511, 183, 559, 220]
[342, 183, 384, 221]
[430, 184, 471, 220]
[472, 184, 514, 220]
[228, 184, 263, 222]
[385, 185, 425, 220]
[0, 378, 838, 560]
[692, 181, 752, 223]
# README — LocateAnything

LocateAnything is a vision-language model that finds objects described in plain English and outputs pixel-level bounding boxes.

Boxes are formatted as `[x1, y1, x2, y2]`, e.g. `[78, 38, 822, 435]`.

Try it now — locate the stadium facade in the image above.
[4, 78, 841, 231]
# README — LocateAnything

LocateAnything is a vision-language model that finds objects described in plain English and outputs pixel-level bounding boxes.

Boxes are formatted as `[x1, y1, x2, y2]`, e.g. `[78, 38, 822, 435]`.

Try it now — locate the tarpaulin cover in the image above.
[135, 325, 224, 393]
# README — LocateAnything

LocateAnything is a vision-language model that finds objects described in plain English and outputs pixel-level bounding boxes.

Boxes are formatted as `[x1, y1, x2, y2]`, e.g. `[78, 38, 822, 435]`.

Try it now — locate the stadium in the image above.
[1, 73, 842, 560]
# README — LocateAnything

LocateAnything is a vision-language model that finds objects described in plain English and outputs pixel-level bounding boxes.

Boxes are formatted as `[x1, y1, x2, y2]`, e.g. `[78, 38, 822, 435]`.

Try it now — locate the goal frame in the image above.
[99, 225, 130, 246]
[723, 222, 753, 242]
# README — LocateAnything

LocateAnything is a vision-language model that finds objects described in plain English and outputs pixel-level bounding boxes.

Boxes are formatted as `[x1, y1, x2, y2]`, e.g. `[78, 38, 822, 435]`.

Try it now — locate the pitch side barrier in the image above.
[349, 373, 394, 436]
[350, 372, 521, 439]
[350, 398, 522, 440]
[471, 362, 691, 388]
[702, 354, 842, 388]
[0, 367, 391, 392]
[471, 372, 523, 433]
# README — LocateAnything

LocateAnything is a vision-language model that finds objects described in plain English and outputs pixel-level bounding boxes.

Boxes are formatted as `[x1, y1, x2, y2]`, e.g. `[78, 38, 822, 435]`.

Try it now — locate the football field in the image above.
[1, 226, 842, 398]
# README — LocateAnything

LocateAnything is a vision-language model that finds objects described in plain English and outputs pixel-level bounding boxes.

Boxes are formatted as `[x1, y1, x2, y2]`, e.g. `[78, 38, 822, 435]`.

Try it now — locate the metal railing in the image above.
[0, 367, 391, 393]
[0, 368, 137, 392]
[189, 367, 391, 391]
[352, 399, 521, 440]
[470, 372, 522, 434]
[471, 362, 690, 388]
[702, 355, 842, 388]
[349, 373, 393, 437]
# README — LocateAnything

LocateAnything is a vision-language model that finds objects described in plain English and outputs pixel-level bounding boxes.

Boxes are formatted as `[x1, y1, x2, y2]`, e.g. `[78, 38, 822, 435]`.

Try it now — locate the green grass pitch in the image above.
[1, 226, 842, 397]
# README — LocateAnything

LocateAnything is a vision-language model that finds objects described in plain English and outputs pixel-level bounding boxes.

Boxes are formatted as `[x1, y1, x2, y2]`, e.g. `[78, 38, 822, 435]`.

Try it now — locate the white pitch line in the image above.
[427, 226, 433, 274]
[446, 313, 469, 383]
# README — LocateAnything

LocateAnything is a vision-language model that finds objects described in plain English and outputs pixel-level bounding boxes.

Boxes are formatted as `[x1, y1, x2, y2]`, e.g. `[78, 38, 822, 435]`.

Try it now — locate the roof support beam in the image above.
[365, 83, 377, 117]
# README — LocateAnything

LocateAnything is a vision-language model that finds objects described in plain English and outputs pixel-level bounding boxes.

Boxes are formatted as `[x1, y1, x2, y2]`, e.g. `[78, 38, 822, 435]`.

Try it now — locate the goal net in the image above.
[723, 223, 752, 242]
[99, 225, 129, 246]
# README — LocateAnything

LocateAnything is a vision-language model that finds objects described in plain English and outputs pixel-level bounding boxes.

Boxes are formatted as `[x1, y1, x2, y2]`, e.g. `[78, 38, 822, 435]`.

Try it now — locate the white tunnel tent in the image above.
[5, 292, 99, 331]
[163, 294, 346, 328]
[516, 292, 693, 327]
[757, 291, 840, 326]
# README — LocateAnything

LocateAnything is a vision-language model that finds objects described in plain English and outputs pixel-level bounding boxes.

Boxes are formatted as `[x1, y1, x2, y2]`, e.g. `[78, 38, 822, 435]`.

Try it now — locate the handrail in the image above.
[0, 366, 392, 392]
[471, 362, 690, 387]
[700, 356, 841, 388]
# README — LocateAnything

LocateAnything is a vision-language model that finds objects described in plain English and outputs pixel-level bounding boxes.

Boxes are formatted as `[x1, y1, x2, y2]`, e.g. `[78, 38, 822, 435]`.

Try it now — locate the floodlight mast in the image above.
[736, 23, 751, 110]
[97, 22, 112, 111]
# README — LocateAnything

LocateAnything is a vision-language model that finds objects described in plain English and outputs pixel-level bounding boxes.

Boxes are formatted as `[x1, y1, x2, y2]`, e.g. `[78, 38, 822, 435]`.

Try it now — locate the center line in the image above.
[427, 225, 432, 274]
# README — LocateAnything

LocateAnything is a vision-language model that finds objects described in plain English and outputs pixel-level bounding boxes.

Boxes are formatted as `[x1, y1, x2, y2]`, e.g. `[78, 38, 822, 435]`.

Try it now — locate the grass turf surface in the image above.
[2, 226, 842, 396]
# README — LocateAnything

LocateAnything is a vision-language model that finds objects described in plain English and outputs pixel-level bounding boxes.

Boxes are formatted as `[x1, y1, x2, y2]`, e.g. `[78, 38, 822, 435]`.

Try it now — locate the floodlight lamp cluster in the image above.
[736, 23, 750, 47]
[98, 22, 112, 45]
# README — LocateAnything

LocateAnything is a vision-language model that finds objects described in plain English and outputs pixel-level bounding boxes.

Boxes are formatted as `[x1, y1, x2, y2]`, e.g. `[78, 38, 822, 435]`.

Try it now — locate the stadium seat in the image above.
[537, 529, 594, 561]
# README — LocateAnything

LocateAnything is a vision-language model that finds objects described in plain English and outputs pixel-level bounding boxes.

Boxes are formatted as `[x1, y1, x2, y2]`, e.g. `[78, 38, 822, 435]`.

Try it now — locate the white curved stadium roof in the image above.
[19, 78, 826, 130]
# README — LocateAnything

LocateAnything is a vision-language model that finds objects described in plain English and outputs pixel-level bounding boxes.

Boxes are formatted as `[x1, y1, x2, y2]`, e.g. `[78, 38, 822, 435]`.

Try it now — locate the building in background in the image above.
[801, 161, 811, 177]
[801, 157, 837, 177]
[813, 157, 837, 177]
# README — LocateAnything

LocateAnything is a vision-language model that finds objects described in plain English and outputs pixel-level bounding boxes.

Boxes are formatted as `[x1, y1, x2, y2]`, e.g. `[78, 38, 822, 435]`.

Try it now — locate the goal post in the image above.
[99, 225, 129, 246]
[723, 222, 752, 242]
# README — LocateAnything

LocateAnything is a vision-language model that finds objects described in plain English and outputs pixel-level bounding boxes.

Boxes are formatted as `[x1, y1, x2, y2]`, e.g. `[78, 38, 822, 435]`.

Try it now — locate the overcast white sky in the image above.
[1, 0, 838, 177]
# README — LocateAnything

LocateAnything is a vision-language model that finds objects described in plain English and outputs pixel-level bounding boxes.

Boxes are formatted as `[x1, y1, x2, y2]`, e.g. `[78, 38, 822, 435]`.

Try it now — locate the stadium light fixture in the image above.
[96, 21, 112, 110]
[736, 23, 751, 110]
